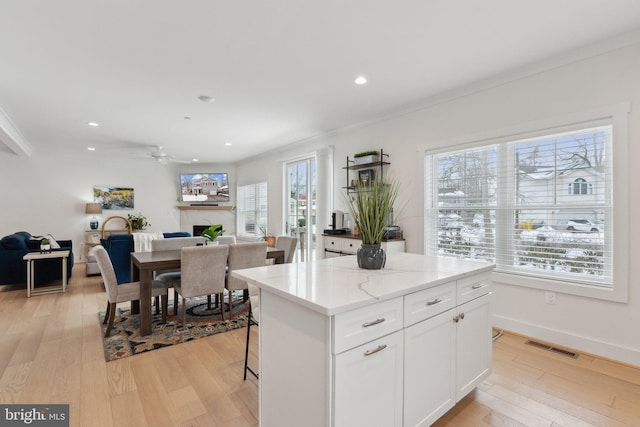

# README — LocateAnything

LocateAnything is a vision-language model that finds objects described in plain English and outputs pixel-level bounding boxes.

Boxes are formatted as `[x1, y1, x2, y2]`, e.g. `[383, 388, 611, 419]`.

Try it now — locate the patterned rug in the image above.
[99, 294, 249, 361]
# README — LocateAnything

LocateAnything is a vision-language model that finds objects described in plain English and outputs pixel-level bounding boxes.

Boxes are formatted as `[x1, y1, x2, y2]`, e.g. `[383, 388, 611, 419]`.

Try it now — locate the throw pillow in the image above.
[46, 234, 61, 249]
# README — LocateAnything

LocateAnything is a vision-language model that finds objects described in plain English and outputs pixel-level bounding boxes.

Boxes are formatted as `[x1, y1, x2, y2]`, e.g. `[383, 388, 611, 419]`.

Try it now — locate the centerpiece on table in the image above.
[258, 224, 276, 247]
[202, 224, 225, 244]
[127, 213, 150, 232]
[346, 178, 399, 269]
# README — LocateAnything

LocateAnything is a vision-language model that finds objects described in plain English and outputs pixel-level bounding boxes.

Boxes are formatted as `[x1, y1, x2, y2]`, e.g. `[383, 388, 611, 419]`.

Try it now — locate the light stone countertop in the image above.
[232, 253, 494, 316]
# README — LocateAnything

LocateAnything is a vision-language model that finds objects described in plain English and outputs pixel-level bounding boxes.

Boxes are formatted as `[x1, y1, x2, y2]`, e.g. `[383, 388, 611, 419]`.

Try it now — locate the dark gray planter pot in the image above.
[357, 244, 386, 269]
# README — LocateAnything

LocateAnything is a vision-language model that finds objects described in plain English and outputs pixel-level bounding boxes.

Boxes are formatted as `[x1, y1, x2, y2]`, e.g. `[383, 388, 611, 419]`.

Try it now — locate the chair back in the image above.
[180, 245, 229, 298]
[227, 242, 268, 291]
[100, 234, 134, 283]
[151, 236, 205, 251]
[215, 235, 237, 245]
[276, 236, 297, 263]
[94, 246, 120, 303]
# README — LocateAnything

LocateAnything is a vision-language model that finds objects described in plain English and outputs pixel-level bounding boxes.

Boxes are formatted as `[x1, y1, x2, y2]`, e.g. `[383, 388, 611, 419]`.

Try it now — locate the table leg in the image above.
[26, 260, 32, 297]
[62, 255, 67, 293]
[139, 267, 152, 336]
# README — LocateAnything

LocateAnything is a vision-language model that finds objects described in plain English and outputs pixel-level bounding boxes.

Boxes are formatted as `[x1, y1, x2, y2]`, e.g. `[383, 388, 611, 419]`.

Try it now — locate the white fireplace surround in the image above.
[179, 210, 236, 238]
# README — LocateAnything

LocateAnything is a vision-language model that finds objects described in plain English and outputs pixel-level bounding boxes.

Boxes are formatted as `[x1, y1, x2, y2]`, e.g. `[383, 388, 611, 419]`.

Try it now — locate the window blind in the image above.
[426, 124, 612, 287]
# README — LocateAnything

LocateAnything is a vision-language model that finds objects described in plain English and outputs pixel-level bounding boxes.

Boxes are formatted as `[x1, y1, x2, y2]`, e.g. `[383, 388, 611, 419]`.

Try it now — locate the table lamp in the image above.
[85, 202, 102, 230]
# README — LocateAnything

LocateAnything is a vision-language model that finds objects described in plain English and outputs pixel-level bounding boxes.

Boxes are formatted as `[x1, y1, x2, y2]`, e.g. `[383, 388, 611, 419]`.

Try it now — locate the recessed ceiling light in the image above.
[87, 147, 96, 151]
[224, 142, 232, 146]
[87, 121, 100, 127]
[198, 95, 215, 103]
[184, 116, 191, 120]
[192, 158, 199, 162]
[354, 76, 367, 85]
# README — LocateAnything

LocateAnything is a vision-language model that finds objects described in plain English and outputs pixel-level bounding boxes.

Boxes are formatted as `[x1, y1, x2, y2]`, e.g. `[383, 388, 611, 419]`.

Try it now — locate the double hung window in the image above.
[425, 107, 628, 301]
[237, 182, 268, 238]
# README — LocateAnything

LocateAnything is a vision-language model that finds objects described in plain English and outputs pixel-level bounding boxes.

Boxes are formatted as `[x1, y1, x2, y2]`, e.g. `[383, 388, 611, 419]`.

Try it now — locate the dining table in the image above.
[131, 246, 285, 336]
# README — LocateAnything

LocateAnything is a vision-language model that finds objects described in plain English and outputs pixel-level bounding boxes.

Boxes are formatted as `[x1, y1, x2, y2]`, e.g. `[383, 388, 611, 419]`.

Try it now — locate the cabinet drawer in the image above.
[457, 272, 491, 305]
[333, 297, 403, 354]
[341, 239, 361, 254]
[404, 281, 456, 327]
[324, 237, 342, 253]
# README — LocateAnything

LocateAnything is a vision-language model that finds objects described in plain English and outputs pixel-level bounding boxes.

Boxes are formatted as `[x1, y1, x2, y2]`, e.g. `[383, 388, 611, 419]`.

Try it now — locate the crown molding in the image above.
[0, 106, 31, 156]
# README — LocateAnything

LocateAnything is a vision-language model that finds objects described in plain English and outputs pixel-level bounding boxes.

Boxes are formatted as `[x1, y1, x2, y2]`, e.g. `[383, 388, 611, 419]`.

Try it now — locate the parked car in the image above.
[566, 219, 601, 232]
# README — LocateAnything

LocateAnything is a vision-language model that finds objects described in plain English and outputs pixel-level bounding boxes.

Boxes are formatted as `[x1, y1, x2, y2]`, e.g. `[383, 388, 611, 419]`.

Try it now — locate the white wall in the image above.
[0, 152, 235, 261]
[236, 43, 640, 365]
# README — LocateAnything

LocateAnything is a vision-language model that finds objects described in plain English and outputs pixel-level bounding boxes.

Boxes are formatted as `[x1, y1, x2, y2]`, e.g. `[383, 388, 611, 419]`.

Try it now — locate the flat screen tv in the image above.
[180, 173, 230, 203]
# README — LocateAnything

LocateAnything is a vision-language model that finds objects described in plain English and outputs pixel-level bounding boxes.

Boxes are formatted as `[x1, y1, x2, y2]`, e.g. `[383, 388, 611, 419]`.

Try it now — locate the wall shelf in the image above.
[177, 205, 235, 211]
[342, 149, 390, 192]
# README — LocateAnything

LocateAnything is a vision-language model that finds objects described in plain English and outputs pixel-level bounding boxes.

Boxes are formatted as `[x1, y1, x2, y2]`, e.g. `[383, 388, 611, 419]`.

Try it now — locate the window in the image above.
[237, 182, 268, 238]
[569, 178, 591, 195]
[424, 106, 629, 302]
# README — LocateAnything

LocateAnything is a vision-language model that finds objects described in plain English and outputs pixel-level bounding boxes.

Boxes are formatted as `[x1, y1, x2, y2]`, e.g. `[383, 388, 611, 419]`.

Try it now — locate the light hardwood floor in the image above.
[1, 265, 639, 426]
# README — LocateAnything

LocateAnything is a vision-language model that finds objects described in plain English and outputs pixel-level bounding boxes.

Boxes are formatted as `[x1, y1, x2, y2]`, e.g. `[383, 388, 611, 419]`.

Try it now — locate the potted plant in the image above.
[127, 213, 150, 232]
[202, 224, 225, 243]
[353, 150, 380, 165]
[40, 238, 51, 253]
[346, 178, 399, 269]
[258, 224, 276, 248]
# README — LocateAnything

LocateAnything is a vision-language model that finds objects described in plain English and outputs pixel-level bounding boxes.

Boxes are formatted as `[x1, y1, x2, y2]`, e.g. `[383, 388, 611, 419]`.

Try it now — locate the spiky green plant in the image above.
[347, 178, 399, 245]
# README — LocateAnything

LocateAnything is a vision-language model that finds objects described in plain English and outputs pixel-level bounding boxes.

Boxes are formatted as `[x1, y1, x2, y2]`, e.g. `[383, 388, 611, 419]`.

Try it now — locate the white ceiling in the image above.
[2, 0, 640, 164]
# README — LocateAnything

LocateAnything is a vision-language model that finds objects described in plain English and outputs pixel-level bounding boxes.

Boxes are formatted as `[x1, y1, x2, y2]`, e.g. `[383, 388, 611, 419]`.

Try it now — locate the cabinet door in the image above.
[404, 309, 456, 427]
[334, 331, 403, 427]
[456, 293, 492, 399]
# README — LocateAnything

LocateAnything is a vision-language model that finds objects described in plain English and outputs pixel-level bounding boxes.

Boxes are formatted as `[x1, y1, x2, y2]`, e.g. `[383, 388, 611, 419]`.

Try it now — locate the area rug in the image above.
[99, 294, 249, 361]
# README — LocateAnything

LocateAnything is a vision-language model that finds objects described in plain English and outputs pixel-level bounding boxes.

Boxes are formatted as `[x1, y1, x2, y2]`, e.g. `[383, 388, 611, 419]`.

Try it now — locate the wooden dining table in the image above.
[131, 246, 285, 336]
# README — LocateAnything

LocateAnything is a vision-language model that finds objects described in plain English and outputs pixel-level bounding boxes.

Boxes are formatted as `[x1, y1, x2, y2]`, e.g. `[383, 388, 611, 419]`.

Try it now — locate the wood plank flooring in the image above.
[1, 265, 639, 426]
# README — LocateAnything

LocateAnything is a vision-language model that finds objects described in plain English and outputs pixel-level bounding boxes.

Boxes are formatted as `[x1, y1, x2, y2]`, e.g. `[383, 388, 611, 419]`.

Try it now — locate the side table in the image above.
[23, 250, 70, 297]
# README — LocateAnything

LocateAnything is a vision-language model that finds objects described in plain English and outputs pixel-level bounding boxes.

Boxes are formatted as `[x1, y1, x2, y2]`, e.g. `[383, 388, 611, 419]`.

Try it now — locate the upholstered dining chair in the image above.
[152, 236, 206, 310]
[275, 235, 297, 263]
[215, 235, 237, 245]
[226, 242, 268, 316]
[172, 245, 229, 326]
[94, 246, 170, 337]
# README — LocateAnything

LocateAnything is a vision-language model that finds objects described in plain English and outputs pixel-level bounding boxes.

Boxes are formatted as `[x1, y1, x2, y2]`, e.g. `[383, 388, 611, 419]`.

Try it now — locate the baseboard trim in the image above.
[492, 314, 640, 368]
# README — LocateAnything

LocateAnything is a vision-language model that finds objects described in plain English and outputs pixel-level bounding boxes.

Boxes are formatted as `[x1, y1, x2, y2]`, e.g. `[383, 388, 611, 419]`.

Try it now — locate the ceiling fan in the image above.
[148, 145, 191, 164]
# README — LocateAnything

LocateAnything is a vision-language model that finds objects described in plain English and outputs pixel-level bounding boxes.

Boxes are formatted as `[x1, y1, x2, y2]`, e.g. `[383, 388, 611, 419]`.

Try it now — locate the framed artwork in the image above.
[93, 186, 134, 210]
[358, 169, 375, 186]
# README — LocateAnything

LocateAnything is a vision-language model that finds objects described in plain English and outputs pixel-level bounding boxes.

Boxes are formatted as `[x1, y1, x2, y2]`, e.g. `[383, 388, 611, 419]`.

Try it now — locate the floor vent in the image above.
[525, 340, 579, 359]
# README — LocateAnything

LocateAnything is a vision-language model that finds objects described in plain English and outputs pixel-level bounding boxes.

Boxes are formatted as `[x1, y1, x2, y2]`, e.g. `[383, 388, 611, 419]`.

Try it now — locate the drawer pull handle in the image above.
[426, 298, 442, 306]
[364, 344, 387, 356]
[472, 283, 487, 290]
[362, 318, 385, 328]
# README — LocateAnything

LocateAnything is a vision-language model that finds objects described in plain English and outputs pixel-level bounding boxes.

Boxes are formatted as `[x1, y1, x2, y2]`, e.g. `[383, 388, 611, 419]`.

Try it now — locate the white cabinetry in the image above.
[323, 235, 404, 257]
[404, 274, 491, 426]
[232, 254, 494, 427]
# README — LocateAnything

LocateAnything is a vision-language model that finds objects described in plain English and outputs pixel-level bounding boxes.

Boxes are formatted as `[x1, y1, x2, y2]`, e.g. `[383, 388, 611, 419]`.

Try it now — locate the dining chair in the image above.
[275, 235, 297, 263]
[94, 246, 170, 337]
[152, 236, 206, 311]
[226, 242, 268, 316]
[173, 245, 229, 326]
[215, 235, 237, 245]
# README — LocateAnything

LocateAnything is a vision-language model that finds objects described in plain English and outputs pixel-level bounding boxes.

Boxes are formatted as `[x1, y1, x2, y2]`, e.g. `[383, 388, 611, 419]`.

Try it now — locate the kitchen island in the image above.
[232, 252, 495, 427]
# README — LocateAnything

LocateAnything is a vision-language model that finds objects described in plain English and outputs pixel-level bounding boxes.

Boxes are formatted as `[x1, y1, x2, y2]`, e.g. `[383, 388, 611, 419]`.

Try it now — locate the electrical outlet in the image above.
[544, 291, 557, 305]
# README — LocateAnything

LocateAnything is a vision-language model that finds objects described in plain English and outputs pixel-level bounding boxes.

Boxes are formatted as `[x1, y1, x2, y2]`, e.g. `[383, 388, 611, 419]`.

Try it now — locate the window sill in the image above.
[492, 270, 627, 303]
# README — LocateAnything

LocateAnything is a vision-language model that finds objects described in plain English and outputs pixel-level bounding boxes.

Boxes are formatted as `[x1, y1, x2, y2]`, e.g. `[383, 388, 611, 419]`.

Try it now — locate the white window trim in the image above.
[421, 104, 630, 303]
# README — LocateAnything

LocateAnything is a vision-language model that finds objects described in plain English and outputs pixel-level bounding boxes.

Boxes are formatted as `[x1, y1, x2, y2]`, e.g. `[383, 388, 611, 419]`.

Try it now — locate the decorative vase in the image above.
[357, 244, 386, 269]
[40, 244, 51, 253]
[264, 236, 276, 248]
